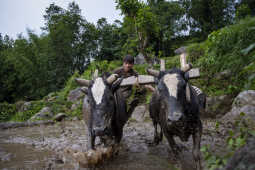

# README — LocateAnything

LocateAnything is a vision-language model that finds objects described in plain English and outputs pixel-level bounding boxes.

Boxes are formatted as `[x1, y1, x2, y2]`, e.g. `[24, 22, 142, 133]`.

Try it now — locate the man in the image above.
[113, 54, 145, 117]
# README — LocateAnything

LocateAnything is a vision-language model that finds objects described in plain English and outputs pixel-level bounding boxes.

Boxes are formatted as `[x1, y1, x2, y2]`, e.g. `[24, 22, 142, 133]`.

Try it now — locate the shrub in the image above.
[10, 100, 45, 122]
[0, 102, 16, 122]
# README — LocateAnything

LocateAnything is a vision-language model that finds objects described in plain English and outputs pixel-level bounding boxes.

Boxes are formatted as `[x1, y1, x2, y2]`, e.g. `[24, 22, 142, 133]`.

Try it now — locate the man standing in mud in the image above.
[113, 54, 146, 118]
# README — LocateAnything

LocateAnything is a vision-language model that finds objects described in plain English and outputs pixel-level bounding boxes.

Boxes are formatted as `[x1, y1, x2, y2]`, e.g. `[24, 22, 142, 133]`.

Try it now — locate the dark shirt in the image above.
[113, 66, 138, 99]
[113, 66, 138, 78]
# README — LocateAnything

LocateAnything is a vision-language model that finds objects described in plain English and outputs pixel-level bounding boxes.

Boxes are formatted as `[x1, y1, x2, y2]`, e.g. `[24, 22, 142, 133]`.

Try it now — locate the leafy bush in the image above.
[186, 17, 255, 96]
[10, 100, 45, 122]
[201, 113, 255, 169]
[0, 102, 16, 122]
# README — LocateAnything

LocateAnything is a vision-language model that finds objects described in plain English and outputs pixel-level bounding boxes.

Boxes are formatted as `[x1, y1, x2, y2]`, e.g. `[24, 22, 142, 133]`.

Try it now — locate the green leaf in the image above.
[241, 43, 255, 55]
[249, 130, 255, 137]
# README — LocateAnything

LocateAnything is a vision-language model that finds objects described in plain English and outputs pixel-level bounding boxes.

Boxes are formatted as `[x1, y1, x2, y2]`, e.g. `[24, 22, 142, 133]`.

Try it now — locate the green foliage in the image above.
[186, 17, 255, 96]
[236, 4, 252, 20]
[57, 71, 80, 100]
[180, 0, 235, 37]
[10, 101, 45, 122]
[0, 103, 16, 122]
[69, 100, 83, 118]
[201, 112, 255, 169]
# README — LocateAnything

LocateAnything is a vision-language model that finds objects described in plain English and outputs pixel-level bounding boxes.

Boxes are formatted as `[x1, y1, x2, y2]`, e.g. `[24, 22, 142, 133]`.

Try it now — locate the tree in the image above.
[43, 2, 87, 88]
[95, 18, 123, 61]
[180, 0, 235, 37]
[149, 0, 186, 56]
[116, 0, 159, 58]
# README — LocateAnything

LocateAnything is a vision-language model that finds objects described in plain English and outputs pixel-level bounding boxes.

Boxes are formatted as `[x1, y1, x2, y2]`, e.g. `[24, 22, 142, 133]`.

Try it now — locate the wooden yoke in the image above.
[119, 58, 165, 87]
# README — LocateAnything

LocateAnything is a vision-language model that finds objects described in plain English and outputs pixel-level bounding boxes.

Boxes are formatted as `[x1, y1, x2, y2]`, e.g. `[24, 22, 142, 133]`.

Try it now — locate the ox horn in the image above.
[180, 52, 192, 72]
[147, 68, 160, 77]
[75, 78, 91, 87]
[92, 69, 99, 80]
[181, 63, 192, 72]
[106, 74, 119, 84]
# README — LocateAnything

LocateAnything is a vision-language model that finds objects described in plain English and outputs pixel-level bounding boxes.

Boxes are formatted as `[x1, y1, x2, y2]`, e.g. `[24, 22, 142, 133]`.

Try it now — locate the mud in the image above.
[0, 116, 225, 170]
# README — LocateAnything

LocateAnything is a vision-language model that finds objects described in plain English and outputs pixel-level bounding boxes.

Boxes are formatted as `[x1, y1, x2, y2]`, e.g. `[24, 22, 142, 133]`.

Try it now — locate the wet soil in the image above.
[0, 116, 225, 170]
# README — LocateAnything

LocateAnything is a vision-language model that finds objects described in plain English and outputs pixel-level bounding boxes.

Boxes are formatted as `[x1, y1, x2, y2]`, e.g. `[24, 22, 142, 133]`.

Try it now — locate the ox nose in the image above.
[168, 112, 182, 122]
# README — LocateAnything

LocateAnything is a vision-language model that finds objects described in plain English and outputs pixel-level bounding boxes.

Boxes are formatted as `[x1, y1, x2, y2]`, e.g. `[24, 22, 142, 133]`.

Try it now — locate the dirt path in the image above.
[0, 114, 225, 170]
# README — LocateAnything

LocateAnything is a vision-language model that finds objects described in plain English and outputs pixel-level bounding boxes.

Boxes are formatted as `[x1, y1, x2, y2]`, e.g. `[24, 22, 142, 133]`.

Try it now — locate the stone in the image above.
[53, 113, 67, 121]
[67, 88, 84, 103]
[224, 137, 255, 170]
[222, 90, 255, 123]
[30, 107, 53, 121]
[203, 95, 233, 118]
[134, 53, 146, 64]
[215, 69, 232, 79]
[232, 90, 255, 108]
[174, 46, 187, 54]
[16, 101, 31, 112]
[131, 105, 147, 122]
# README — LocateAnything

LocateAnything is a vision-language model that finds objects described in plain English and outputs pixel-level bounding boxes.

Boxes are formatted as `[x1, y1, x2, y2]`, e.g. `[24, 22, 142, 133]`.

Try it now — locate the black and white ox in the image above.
[147, 67, 204, 170]
[76, 73, 128, 150]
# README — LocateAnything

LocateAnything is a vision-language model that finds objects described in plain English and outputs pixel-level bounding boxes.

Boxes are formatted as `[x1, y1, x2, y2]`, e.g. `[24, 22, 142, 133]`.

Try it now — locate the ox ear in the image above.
[186, 84, 191, 102]
[80, 87, 88, 94]
[147, 68, 160, 77]
[75, 78, 91, 87]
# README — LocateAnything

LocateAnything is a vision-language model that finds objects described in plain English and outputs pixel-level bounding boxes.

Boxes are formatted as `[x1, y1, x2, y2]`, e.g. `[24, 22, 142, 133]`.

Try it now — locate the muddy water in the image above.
[0, 119, 224, 170]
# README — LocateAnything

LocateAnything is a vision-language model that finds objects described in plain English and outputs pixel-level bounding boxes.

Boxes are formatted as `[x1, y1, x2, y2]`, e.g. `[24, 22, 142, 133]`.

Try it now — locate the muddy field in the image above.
[0, 104, 227, 170]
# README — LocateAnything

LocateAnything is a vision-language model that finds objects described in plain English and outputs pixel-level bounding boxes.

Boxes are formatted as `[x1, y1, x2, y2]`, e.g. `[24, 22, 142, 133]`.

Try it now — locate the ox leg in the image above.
[153, 122, 163, 145]
[159, 125, 163, 142]
[149, 120, 159, 146]
[192, 121, 202, 170]
[164, 132, 181, 159]
[87, 130, 96, 150]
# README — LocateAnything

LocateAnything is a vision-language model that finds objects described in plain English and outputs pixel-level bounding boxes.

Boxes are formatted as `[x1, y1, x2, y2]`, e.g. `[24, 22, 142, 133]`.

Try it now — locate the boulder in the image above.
[131, 105, 150, 122]
[30, 107, 53, 121]
[53, 113, 67, 121]
[215, 69, 232, 79]
[67, 88, 84, 103]
[174, 46, 187, 54]
[71, 101, 81, 111]
[134, 53, 146, 65]
[224, 137, 255, 170]
[16, 101, 31, 112]
[203, 95, 233, 118]
[222, 90, 255, 123]
[232, 90, 255, 108]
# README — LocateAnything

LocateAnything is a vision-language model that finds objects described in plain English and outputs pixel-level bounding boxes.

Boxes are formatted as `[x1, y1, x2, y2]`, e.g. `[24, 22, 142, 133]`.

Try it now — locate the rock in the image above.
[0, 120, 54, 129]
[30, 107, 53, 121]
[203, 95, 233, 118]
[174, 46, 187, 54]
[224, 137, 255, 170]
[53, 113, 67, 121]
[67, 88, 84, 103]
[134, 53, 146, 64]
[215, 69, 232, 79]
[232, 90, 255, 108]
[16, 101, 31, 112]
[222, 90, 255, 123]
[71, 101, 81, 111]
[131, 105, 147, 122]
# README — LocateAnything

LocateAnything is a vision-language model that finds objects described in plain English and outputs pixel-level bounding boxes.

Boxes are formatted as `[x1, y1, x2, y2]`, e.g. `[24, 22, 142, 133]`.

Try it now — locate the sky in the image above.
[0, 0, 123, 39]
